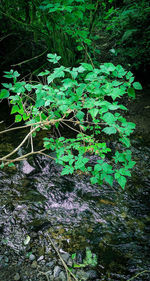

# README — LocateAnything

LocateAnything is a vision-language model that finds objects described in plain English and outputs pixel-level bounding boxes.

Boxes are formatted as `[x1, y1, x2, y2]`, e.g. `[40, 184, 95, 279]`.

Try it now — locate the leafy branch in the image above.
[0, 54, 142, 189]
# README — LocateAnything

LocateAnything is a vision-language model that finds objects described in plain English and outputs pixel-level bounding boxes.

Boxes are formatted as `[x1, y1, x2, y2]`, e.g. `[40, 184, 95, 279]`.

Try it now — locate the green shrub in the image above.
[0, 54, 142, 189]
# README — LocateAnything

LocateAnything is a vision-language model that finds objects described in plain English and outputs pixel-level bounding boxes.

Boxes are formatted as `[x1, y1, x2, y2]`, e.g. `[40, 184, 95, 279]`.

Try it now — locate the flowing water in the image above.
[0, 96, 150, 281]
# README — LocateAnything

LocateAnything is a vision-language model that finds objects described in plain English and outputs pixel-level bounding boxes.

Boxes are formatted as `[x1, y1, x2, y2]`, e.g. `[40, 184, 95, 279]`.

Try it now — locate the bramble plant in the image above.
[0, 54, 142, 189]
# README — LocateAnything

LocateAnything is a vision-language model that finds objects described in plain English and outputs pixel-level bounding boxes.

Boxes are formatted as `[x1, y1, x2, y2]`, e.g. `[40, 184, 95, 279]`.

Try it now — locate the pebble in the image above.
[4, 257, 9, 263]
[86, 269, 98, 278]
[59, 271, 66, 281]
[14, 273, 20, 281]
[37, 255, 44, 261]
[29, 254, 36, 261]
[67, 257, 73, 267]
[76, 269, 90, 280]
[46, 261, 55, 268]
[53, 266, 61, 278]
[61, 253, 70, 263]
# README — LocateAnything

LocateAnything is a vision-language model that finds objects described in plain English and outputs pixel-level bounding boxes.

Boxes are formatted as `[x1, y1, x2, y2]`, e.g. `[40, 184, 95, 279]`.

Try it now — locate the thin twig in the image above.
[37, 270, 51, 281]
[61, 121, 81, 134]
[30, 127, 34, 152]
[127, 270, 150, 281]
[37, 151, 55, 160]
[11, 49, 48, 67]
[81, 42, 95, 68]
[0, 33, 15, 42]
[0, 149, 56, 167]
[47, 235, 78, 281]
[0, 120, 52, 135]
[0, 126, 40, 161]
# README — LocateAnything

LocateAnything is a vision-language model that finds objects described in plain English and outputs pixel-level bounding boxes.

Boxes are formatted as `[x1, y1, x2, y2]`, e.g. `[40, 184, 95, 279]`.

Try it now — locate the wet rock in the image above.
[29, 254, 36, 261]
[31, 260, 38, 268]
[46, 261, 55, 268]
[53, 266, 61, 278]
[14, 273, 20, 281]
[22, 160, 35, 174]
[61, 253, 70, 263]
[67, 257, 73, 267]
[59, 271, 66, 281]
[86, 269, 98, 278]
[4, 257, 9, 263]
[76, 269, 90, 280]
[37, 255, 44, 261]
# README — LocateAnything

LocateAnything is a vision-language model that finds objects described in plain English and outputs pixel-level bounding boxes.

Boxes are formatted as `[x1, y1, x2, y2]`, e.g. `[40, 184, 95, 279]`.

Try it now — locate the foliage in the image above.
[0, 0, 149, 74]
[104, 0, 150, 72]
[0, 54, 142, 189]
[71, 248, 97, 268]
[0, 0, 100, 67]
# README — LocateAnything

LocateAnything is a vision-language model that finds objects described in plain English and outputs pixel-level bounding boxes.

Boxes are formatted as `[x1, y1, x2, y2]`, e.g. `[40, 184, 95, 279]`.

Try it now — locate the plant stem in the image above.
[126, 270, 150, 281]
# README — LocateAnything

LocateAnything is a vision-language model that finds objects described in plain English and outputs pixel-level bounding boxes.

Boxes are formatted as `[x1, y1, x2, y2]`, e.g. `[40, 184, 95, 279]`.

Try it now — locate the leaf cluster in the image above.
[0, 54, 142, 189]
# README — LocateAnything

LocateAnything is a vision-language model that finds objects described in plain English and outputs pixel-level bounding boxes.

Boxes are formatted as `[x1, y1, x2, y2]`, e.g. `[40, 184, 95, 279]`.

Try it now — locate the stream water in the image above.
[0, 95, 150, 281]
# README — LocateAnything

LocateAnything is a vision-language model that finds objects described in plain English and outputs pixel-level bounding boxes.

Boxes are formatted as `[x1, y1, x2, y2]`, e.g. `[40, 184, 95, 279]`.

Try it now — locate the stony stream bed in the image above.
[0, 93, 150, 281]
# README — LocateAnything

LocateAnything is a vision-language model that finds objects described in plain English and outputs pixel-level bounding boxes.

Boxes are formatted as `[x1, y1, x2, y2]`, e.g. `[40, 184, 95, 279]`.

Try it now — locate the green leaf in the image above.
[118, 176, 127, 189]
[115, 172, 120, 180]
[25, 84, 32, 91]
[115, 65, 127, 77]
[35, 99, 45, 108]
[77, 45, 83, 51]
[76, 111, 85, 121]
[47, 68, 65, 84]
[11, 105, 20, 114]
[119, 137, 131, 147]
[108, 104, 119, 110]
[47, 53, 61, 64]
[0, 89, 9, 99]
[1, 83, 12, 89]
[38, 70, 50, 76]
[72, 253, 76, 260]
[103, 63, 116, 72]
[0, 162, 4, 168]
[61, 155, 73, 162]
[102, 112, 116, 124]
[59, 105, 69, 112]
[70, 69, 78, 79]
[13, 71, 20, 78]
[133, 82, 142, 90]
[62, 78, 77, 89]
[105, 175, 113, 186]
[15, 114, 22, 122]
[8, 163, 15, 167]
[85, 72, 97, 81]
[126, 160, 136, 169]
[90, 177, 98, 184]
[61, 165, 74, 175]
[127, 87, 135, 98]
[80, 63, 93, 71]
[126, 71, 133, 80]
[23, 113, 29, 121]
[94, 164, 102, 172]
[103, 126, 117, 135]
[89, 108, 99, 118]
